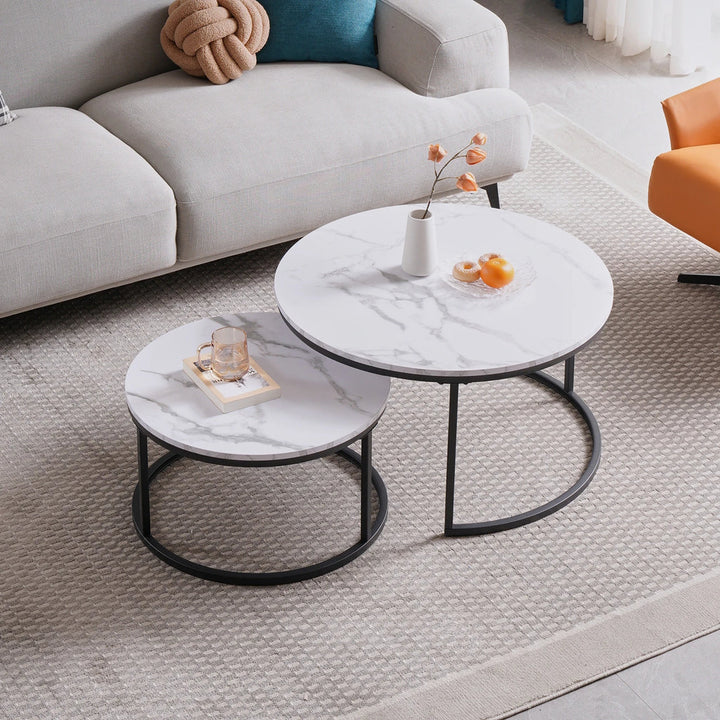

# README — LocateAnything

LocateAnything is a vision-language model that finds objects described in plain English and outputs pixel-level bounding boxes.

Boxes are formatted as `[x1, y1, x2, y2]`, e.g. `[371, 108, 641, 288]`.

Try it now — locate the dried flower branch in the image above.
[421, 132, 489, 219]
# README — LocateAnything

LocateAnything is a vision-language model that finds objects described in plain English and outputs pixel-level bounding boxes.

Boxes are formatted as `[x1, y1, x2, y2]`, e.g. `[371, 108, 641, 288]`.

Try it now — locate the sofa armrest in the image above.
[661, 77, 720, 150]
[375, 0, 509, 97]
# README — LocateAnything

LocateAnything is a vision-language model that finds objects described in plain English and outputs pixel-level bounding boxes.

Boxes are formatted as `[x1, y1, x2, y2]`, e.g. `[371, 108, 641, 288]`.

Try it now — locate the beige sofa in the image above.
[0, 0, 532, 318]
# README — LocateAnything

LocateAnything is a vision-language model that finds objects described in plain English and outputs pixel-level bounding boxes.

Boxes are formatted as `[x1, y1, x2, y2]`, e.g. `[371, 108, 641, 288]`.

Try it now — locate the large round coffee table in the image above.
[125, 311, 390, 584]
[274, 203, 614, 535]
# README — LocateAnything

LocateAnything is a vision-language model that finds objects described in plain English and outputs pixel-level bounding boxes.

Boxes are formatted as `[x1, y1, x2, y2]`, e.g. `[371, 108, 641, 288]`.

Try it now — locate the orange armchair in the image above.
[648, 77, 720, 285]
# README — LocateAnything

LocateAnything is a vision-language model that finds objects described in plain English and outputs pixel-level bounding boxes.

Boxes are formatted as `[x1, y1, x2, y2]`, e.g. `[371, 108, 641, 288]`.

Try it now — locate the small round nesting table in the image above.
[125, 311, 390, 584]
[274, 203, 614, 535]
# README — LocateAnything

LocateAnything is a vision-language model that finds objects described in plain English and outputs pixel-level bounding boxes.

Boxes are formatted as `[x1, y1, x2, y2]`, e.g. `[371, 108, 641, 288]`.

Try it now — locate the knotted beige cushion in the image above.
[161, 0, 270, 85]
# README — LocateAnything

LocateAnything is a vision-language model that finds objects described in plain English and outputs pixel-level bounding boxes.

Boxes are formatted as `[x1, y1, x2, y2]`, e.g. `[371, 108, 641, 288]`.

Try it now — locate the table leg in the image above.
[564, 355, 575, 393]
[137, 428, 151, 536]
[361, 432, 372, 542]
[482, 183, 500, 209]
[444, 383, 460, 534]
[443, 355, 601, 536]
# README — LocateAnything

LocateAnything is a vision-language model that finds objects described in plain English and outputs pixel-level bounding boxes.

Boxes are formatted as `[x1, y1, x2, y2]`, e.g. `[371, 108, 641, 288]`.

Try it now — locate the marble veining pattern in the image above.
[274, 204, 614, 378]
[125, 312, 390, 461]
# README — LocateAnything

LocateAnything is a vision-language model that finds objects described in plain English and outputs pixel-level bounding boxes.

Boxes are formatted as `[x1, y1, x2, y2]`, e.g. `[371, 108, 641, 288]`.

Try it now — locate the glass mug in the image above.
[197, 326, 249, 381]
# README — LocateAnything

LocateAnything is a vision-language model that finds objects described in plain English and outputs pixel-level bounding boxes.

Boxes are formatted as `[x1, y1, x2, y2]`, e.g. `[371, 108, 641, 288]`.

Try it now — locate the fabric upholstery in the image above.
[0, 108, 177, 315]
[375, 0, 509, 97]
[649, 78, 720, 255]
[161, 0, 269, 84]
[649, 145, 720, 254]
[661, 77, 720, 150]
[257, 0, 378, 68]
[81, 65, 531, 263]
[0, 0, 175, 109]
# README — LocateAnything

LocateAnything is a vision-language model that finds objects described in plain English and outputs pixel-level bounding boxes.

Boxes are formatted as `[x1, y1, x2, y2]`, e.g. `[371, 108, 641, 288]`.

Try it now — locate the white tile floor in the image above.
[476, 1, 720, 717]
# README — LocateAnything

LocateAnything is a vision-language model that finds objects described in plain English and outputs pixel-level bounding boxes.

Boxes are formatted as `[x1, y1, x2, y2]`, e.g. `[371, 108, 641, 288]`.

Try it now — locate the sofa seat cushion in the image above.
[0, 108, 177, 315]
[649, 144, 720, 253]
[81, 66, 531, 263]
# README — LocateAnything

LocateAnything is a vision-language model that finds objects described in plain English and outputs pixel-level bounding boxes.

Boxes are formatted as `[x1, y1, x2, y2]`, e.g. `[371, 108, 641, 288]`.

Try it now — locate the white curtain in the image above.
[583, 0, 714, 75]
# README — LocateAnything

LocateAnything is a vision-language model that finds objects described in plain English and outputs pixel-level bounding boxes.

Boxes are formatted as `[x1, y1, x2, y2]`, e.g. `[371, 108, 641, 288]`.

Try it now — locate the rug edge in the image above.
[530, 103, 650, 208]
[343, 566, 720, 720]
[530, 103, 720, 264]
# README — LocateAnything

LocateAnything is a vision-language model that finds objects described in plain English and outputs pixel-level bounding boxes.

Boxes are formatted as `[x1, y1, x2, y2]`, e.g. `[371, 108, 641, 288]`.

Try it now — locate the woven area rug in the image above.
[2, 108, 720, 720]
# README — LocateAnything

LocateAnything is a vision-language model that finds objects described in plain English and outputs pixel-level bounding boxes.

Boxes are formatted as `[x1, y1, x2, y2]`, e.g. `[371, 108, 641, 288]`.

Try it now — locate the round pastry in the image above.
[478, 252, 500, 266]
[452, 261, 482, 283]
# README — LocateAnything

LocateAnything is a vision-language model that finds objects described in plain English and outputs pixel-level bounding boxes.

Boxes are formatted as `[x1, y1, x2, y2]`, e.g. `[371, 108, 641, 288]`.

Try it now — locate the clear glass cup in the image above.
[197, 326, 249, 381]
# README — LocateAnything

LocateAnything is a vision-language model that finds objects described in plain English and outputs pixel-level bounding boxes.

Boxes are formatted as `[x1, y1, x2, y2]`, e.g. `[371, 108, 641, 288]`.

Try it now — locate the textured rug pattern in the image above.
[1, 138, 720, 719]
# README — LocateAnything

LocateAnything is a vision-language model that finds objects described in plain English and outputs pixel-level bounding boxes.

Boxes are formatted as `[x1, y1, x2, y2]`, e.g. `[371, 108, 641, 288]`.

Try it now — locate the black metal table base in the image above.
[444, 356, 601, 536]
[677, 273, 720, 286]
[132, 429, 387, 585]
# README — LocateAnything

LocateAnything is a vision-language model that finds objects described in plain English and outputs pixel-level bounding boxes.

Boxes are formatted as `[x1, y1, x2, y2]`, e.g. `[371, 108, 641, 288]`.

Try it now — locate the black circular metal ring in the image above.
[131, 447, 388, 585]
[445, 369, 601, 536]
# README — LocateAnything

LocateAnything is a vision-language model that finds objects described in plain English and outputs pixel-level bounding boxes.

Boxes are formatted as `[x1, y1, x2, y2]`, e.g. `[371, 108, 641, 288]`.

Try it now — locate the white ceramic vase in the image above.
[401, 209, 438, 276]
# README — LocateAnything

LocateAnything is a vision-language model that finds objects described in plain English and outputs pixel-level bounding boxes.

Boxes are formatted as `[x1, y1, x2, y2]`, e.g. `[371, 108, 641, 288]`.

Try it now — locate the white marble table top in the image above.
[125, 312, 390, 462]
[274, 204, 614, 379]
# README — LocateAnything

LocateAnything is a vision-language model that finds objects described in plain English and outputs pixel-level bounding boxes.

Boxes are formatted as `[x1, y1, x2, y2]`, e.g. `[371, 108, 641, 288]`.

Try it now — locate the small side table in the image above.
[125, 312, 390, 585]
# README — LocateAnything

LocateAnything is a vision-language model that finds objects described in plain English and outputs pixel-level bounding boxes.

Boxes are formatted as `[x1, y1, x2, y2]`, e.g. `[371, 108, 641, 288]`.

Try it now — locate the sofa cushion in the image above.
[0, 0, 175, 109]
[257, 0, 378, 68]
[0, 108, 177, 316]
[81, 66, 531, 263]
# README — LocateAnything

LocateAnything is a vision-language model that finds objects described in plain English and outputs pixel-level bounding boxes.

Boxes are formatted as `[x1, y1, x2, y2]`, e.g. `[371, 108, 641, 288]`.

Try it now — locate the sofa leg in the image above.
[678, 273, 720, 286]
[482, 183, 500, 209]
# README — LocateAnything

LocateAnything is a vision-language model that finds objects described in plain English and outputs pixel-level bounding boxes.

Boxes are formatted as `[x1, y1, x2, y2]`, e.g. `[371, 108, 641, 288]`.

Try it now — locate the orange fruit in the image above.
[479, 256, 514, 288]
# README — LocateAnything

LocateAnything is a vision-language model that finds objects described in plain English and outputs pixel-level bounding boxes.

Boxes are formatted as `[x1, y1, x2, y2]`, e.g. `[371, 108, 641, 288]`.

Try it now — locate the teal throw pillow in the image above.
[257, 0, 378, 69]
